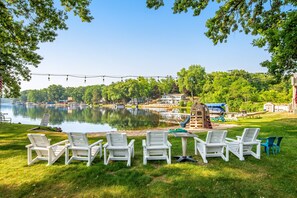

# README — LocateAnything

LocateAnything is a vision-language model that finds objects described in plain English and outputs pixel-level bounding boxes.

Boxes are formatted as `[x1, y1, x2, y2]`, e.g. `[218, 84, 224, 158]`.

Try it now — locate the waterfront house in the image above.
[159, 94, 186, 105]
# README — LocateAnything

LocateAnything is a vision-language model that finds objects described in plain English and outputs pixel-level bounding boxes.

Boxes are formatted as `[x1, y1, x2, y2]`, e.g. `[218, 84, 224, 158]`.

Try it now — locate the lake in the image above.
[0, 103, 181, 132]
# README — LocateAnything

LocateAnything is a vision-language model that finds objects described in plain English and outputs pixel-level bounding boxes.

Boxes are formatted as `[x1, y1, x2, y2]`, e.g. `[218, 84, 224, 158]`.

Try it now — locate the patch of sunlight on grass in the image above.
[166, 163, 219, 178]
[221, 167, 255, 180]
[150, 175, 172, 185]
[0, 154, 66, 186]
[79, 185, 133, 197]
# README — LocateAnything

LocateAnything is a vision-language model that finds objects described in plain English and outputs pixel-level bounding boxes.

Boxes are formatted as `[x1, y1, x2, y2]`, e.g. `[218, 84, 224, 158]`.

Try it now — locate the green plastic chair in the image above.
[273, 137, 283, 154]
[261, 137, 276, 156]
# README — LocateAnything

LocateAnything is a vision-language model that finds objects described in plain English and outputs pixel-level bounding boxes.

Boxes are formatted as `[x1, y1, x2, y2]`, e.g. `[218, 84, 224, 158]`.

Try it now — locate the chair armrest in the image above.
[89, 139, 103, 148]
[257, 138, 266, 141]
[33, 147, 49, 151]
[142, 139, 146, 147]
[167, 141, 172, 147]
[103, 143, 109, 148]
[225, 137, 237, 142]
[243, 141, 261, 145]
[128, 139, 135, 147]
[205, 143, 226, 147]
[236, 136, 242, 140]
[26, 144, 33, 148]
[194, 137, 205, 144]
[50, 140, 69, 147]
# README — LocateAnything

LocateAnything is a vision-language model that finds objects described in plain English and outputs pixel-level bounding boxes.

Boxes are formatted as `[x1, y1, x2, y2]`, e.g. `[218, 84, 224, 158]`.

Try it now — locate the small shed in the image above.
[264, 103, 275, 112]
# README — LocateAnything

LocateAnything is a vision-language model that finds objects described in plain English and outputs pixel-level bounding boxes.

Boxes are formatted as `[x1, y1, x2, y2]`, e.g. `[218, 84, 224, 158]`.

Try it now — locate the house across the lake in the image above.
[159, 94, 186, 105]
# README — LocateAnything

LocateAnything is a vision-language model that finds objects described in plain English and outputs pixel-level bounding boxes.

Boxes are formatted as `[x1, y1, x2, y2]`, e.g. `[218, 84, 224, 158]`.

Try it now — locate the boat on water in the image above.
[114, 104, 125, 109]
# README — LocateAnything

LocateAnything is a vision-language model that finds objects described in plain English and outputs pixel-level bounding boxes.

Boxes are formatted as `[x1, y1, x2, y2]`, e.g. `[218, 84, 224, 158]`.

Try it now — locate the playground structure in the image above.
[292, 74, 297, 114]
[188, 102, 212, 129]
[180, 102, 228, 128]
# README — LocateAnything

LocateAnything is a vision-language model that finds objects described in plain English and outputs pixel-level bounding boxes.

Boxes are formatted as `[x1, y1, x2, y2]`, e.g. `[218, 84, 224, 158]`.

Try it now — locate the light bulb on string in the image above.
[84, 76, 86, 83]
[66, 75, 68, 81]
[48, 74, 50, 81]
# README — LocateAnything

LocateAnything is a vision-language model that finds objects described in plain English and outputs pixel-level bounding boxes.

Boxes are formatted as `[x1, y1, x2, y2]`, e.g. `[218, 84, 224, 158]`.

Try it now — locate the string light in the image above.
[31, 73, 176, 83]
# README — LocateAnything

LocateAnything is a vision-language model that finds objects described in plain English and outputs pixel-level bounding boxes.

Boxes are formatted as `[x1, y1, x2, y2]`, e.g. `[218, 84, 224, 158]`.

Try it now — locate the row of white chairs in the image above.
[26, 131, 171, 166]
[26, 128, 261, 166]
[194, 128, 261, 163]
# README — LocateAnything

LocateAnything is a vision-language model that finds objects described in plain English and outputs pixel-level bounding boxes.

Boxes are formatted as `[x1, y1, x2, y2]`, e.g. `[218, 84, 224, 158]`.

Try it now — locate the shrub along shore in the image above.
[0, 112, 296, 197]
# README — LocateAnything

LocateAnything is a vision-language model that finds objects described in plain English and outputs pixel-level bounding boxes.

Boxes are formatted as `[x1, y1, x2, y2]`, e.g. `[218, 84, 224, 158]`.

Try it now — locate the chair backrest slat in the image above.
[206, 130, 227, 143]
[276, 137, 283, 146]
[27, 134, 53, 157]
[28, 134, 50, 147]
[147, 131, 167, 146]
[68, 133, 89, 147]
[107, 133, 127, 146]
[241, 128, 260, 142]
[267, 137, 276, 146]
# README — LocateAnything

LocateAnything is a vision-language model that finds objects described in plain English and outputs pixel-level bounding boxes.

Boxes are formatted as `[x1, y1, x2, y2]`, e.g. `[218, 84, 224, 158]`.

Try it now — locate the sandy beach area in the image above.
[88, 123, 238, 137]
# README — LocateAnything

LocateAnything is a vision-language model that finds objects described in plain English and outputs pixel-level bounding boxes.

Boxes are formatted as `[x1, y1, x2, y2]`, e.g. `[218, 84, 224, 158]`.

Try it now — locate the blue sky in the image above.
[21, 0, 270, 90]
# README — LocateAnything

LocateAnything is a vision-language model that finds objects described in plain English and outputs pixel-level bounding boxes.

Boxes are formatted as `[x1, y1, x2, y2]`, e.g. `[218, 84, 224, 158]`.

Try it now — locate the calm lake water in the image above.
[0, 103, 178, 132]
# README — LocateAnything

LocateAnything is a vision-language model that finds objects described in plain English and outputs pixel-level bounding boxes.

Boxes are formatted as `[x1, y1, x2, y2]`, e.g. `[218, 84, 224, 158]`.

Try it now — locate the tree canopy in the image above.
[147, 0, 297, 78]
[1, 0, 296, 97]
[19, 68, 292, 112]
[0, 0, 92, 97]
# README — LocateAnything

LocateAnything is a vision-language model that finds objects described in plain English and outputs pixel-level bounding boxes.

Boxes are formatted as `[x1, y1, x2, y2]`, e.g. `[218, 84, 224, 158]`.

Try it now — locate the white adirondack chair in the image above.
[226, 128, 261, 161]
[194, 130, 229, 163]
[26, 134, 68, 166]
[142, 131, 172, 165]
[65, 132, 103, 166]
[104, 133, 135, 166]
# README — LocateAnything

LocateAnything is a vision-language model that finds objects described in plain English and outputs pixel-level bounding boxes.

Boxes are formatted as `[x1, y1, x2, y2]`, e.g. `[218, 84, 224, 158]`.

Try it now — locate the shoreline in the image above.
[84, 123, 238, 137]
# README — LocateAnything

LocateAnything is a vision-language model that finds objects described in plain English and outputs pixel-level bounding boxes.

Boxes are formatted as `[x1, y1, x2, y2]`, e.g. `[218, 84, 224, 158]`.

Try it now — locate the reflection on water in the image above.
[1, 104, 173, 132]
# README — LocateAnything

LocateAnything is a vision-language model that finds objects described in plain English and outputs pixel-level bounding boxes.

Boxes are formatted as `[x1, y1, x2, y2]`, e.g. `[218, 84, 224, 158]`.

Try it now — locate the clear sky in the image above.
[21, 0, 270, 91]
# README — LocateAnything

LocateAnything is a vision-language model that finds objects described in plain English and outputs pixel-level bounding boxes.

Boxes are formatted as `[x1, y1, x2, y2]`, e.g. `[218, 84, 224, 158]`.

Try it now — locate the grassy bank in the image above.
[0, 113, 296, 197]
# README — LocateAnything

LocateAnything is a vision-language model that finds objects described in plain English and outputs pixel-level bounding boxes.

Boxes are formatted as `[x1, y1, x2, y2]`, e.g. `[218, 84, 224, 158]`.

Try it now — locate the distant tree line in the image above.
[19, 65, 292, 112]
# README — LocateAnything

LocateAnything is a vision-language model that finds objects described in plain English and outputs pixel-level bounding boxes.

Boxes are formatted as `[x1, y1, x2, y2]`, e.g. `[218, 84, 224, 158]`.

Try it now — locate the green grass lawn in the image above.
[0, 112, 297, 197]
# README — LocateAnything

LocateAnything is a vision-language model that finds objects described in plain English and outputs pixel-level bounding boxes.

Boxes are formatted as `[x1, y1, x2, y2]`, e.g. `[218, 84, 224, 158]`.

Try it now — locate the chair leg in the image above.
[226, 147, 229, 162]
[256, 143, 261, 159]
[87, 149, 91, 166]
[194, 140, 197, 155]
[27, 147, 32, 165]
[168, 147, 171, 164]
[104, 147, 107, 165]
[239, 144, 244, 161]
[65, 148, 69, 165]
[143, 148, 147, 165]
[127, 149, 131, 166]
[99, 145, 102, 158]
[47, 149, 52, 166]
